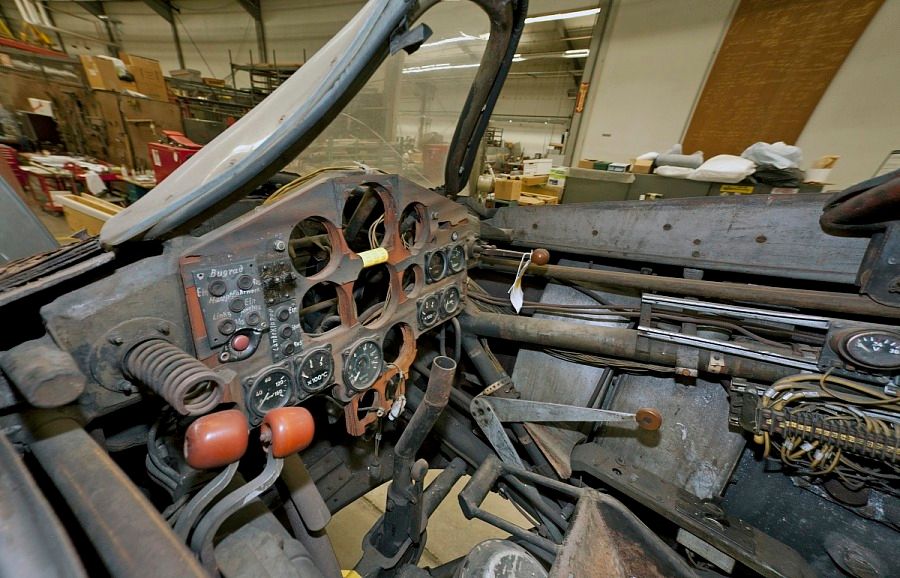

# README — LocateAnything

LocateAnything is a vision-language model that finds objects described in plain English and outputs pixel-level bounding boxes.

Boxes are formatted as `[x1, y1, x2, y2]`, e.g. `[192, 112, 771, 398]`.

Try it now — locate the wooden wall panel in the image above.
[89, 91, 184, 171]
[683, 0, 883, 157]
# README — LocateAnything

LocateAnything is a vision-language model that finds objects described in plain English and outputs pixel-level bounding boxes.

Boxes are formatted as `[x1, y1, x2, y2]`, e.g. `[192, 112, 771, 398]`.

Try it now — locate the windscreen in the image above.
[284, 2, 490, 190]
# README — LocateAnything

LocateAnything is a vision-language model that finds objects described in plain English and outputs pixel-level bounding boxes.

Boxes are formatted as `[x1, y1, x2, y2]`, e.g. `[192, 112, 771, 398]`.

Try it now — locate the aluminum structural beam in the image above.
[564, 0, 611, 165]
[141, 0, 184, 67]
[74, 1, 115, 54]
[236, 0, 267, 62]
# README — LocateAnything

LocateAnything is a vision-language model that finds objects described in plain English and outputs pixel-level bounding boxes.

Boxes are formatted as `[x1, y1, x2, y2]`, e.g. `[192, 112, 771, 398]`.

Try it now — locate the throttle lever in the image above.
[174, 409, 249, 540]
[189, 407, 315, 570]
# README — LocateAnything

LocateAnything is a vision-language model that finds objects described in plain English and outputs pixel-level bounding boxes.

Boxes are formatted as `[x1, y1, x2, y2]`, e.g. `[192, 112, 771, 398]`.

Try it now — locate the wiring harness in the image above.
[751, 373, 900, 495]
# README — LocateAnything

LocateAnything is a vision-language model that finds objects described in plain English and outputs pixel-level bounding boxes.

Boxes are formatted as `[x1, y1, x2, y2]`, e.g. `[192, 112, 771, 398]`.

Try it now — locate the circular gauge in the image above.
[298, 349, 334, 393]
[448, 245, 466, 274]
[344, 340, 384, 391]
[427, 251, 447, 282]
[418, 294, 440, 328]
[441, 286, 461, 315]
[248, 369, 293, 416]
[839, 330, 900, 370]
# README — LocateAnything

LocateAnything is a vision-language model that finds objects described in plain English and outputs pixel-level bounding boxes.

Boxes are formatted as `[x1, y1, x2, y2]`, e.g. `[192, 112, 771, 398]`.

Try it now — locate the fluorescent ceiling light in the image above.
[525, 7, 601, 24]
[421, 32, 490, 48]
[402, 62, 481, 74]
[404, 48, 589, 74]
[563, 49, 590, 58]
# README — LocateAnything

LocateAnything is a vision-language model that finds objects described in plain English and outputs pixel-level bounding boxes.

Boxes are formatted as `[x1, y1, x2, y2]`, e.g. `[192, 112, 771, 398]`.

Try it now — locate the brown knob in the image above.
[531, 248, 550, 266]
[635, 408, 662, 431]
[184, 409, 249, 469]
[260, 407, 315, 458]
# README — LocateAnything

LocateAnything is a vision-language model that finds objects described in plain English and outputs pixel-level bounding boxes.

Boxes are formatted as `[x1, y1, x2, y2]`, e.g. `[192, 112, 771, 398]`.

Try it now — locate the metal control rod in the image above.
[478, 256, 900, 319]
[460, 309, 796, 383]
[27, 414, 207, 578]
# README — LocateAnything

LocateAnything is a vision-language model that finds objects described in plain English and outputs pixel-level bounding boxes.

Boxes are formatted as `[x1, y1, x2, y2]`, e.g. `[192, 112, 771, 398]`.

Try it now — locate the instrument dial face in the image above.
[248, 369, 293, 415]
[427, 251, 446, 281]
[419, 294, 440, 327]
[442, 286, 461, 315]
[448, 245, 466, 273]
[344, 340, 384, 391]
[298, 349, 334, 392]
[842, 330, 900, 370]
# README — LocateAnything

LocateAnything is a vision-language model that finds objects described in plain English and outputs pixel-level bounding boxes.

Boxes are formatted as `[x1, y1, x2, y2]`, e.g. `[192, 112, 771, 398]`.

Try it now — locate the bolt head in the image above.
[273, 239, 287, 252]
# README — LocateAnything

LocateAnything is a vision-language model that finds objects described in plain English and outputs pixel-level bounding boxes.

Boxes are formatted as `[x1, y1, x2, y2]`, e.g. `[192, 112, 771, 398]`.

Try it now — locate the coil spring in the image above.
[124, 339, 224, 416]
[768, 408, 900, 464]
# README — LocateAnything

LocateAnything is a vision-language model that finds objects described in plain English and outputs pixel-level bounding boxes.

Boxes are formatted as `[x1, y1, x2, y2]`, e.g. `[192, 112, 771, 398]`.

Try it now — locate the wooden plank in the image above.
[519, 191, 559, 205]
[683, 0, 883, 157]
[90, 91, 184, 171]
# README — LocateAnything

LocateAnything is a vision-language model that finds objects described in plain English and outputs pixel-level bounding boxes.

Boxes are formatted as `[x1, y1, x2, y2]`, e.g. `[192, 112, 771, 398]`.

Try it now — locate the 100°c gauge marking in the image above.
[299, 349, 333, 392]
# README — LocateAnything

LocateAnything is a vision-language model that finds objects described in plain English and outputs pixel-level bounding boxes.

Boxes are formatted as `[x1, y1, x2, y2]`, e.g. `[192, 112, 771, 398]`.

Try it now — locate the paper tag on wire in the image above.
[507, 251, 532, 313]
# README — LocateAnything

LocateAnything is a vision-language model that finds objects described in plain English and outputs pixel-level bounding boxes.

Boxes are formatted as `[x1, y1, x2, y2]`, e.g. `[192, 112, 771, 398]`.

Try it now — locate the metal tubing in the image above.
[423, 457, 467, 518]
[0, 432, 87, 577]
[479, 256, 900, 319]
[393, 356, 456, 494]
[280, 454, 342, 578]
[27, 414, 206, 578]
[404, 385, 564, 528]
[461, 309, 795, 383]
[0, 336, 85, 407]
[460, 335, 559, 479]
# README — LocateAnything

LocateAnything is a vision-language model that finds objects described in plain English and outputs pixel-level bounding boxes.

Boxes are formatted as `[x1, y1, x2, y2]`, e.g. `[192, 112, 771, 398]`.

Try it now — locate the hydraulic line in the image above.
[27, 413, 207, 578]
[461, 309, 795, 383]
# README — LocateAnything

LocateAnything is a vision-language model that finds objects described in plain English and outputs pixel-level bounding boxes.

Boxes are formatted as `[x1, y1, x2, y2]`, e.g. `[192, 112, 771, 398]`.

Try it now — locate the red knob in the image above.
[635, 408, 662, 431]
[261, 407, 315, 458]
[531, 248, 550, 266]
[184, 409, 249, 469]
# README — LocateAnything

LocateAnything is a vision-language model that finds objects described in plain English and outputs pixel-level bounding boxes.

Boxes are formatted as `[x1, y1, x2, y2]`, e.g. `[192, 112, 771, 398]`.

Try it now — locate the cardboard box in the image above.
[494, 177, 522, 201]
[120, 53, 168, 100]
[548, 175, 566, 187]
[520, 175, 548, 186]
[81, 54, 116, 90]
[578, 158, 597, 169]
[27, 98, 53, 117]
[523, 158, 553, 176]
[548, 167, 568, 187]
[80, 55, 137, 92]
[608, 162, 629, 173]
[630, 159, 653, 174]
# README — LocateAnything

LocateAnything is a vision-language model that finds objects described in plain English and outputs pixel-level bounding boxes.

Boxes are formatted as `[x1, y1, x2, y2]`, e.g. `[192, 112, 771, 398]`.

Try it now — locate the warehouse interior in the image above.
[1, 1, 899, 577]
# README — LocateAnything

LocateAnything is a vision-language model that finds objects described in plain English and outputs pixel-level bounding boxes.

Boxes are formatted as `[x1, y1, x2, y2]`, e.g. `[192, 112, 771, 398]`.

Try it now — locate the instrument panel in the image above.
[178, 173, 474, 434]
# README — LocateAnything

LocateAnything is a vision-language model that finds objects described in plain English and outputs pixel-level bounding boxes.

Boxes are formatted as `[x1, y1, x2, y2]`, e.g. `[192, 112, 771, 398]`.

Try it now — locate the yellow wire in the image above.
[263, 166, 362, 206]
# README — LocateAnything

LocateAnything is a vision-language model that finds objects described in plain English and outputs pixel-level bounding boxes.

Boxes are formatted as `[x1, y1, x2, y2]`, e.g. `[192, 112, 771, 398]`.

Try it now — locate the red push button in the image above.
[231, 334, 251, 351]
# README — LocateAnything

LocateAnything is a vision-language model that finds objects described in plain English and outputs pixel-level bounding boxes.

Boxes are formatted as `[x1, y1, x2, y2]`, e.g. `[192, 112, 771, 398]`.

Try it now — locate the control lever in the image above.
[477, 246, 550, 266]
[189, 407, 315, 569]
[470, 396, 662, 470]
[355, 356, 457, 575]
[174, 409, 250, 540]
